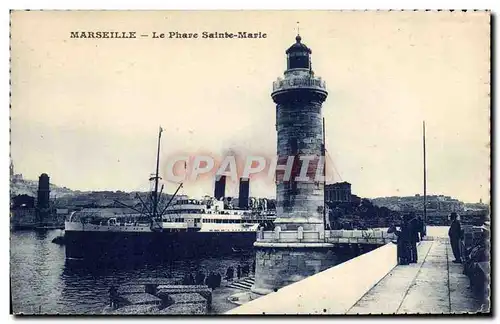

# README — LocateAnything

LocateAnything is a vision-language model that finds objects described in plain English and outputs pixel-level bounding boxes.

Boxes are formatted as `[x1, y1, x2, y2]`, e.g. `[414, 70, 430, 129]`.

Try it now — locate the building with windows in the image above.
[325, 182, 352, 203]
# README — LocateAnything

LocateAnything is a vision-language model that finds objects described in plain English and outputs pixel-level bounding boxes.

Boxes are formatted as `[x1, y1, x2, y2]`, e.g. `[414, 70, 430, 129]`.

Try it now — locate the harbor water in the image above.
[10, 230, 256, 314]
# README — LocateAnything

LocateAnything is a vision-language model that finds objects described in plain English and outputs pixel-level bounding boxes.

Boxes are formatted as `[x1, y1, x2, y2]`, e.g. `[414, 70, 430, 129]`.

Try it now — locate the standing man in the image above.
[237, 265, 242, 279]
[448, 212, 463, 263]
[408, 212, 419, 263]
[388, 215, 411, 265]
[109, 285, 118, 309]
[416, 215, 425, 240]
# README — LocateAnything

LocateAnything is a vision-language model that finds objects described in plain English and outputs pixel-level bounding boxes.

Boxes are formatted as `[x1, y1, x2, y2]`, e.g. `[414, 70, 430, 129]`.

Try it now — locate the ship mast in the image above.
[153, 126, 163, 220]
[423, 121, 427, 229]
[114, 126, 182, 225]
[323, 117, 327, 239]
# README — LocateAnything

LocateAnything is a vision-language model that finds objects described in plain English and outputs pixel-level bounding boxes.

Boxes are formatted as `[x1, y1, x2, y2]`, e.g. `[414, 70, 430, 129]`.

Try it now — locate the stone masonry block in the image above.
[343, 231, 353, 238]
[329, 237, 339, 243]
[352, 230, 362, 238]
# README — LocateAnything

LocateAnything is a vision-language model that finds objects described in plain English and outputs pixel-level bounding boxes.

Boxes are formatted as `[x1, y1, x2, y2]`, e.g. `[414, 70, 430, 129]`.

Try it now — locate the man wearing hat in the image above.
[448, 212, 463, 263]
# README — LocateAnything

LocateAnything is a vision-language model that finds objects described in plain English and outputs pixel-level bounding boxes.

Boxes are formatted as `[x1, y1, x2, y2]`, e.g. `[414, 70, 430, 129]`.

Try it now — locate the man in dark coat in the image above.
[388, 216, 411, 265]
[408, 213, 420, 263]
[416, 215, 425, 240]
[448, 212, 463, 263]
[109, 285, 118, 309]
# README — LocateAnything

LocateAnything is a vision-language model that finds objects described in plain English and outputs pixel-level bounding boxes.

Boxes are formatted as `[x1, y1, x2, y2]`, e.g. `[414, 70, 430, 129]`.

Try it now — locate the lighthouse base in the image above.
[251, 242, 339, 295]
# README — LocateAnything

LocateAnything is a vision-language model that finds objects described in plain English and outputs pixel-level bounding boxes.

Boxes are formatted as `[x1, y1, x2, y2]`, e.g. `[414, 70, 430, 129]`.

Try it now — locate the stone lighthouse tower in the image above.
[252, 34, 336, 295]
[272, 34, 328, 232]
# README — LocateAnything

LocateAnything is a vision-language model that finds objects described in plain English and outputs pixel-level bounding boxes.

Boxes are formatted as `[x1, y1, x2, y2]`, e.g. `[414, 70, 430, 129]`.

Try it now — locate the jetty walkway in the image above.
[227, 227, 486, 315]
[347, 240, 483, 314]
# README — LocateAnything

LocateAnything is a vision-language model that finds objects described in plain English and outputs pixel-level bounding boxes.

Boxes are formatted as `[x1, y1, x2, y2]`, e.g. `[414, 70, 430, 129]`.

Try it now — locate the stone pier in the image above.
[228, 236, 487, 314]
[252, 244, 337, 295]
[252, 228, 395, 294]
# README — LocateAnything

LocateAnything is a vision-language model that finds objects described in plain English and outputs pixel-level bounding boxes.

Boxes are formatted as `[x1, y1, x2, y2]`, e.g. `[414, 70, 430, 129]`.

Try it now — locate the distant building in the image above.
[10, 159, 23, 182]
[214, 175, 226, 200]
[12, 194, 35, 209]
[371, 194, 465, 213]
[325, 182, 352, 203]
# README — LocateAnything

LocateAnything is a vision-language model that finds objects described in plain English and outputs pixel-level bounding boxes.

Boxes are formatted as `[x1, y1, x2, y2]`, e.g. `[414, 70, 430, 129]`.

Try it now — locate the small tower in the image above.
[36, 173, 51, 225]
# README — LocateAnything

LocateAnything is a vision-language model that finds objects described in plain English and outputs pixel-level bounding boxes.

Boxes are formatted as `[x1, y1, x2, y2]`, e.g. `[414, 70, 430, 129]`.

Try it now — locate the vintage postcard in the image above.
[9, 10, 490, 315]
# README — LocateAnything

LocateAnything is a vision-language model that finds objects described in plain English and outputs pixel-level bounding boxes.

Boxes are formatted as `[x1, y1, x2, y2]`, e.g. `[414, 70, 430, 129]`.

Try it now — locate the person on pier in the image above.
[108, 285, 118, 310]
[416, 215, 425, 240]
[388, 216, 411, 265]
[408, 212, 420, 263]
[448, 212, 463, 263]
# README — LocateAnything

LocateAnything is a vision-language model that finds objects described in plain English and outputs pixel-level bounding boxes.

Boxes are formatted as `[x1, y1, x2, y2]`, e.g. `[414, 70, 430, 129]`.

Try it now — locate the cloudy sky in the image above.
[10, 11, 490, 203]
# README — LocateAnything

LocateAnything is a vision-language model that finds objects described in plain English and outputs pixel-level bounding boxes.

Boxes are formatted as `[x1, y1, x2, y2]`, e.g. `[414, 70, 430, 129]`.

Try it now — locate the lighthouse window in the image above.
[289, 54, 310, 69]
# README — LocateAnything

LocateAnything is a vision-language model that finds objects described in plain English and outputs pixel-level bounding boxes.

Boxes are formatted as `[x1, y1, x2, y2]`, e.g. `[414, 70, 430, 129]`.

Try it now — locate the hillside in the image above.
[10, 178, 75, 198]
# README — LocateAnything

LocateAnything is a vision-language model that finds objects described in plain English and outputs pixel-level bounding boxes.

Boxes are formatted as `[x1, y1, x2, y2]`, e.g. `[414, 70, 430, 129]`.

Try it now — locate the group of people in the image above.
[225, 263, 253, 281]
[389, 211, 464, 265]
[179, 262, 255, 290]
[181, 271, 221, 288]
[388, 212, 425, 265]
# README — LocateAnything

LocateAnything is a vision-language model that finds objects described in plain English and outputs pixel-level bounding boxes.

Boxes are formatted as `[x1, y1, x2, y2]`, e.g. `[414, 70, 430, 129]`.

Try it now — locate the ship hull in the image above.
[64, 229, 258, 263]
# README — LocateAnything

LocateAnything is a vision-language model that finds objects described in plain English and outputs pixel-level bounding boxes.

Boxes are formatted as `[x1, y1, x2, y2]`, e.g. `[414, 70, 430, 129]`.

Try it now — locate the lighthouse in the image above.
[272, 33, 328, 232]
[252, 34, 336, 295]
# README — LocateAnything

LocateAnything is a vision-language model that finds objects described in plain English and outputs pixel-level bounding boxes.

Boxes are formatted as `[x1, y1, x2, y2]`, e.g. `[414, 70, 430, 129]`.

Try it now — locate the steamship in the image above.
[64, 128, 275, 262]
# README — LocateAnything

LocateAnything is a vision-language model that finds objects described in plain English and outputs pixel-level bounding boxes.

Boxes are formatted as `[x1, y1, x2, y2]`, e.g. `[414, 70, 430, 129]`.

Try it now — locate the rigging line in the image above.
[113, 199, 146, 215]
[154, 184, 165, 215]
[135, 193, 153, 218]
[325, 149, 343, 182]
[155, 185, 169, 223]
[158, 184, 165, 206]
[157, 193, 168, 213]
[332, 163, 343, 182]
[158, 183, 184, 218]
[146, 191, 155, 208]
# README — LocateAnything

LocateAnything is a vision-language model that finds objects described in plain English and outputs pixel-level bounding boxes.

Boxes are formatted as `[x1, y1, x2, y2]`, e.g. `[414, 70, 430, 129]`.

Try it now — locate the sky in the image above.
[10, 10, 490, 203]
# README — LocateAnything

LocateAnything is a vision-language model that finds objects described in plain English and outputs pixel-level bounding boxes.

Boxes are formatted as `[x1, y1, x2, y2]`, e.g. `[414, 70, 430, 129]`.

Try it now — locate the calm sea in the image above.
[10, 230, 255, 315]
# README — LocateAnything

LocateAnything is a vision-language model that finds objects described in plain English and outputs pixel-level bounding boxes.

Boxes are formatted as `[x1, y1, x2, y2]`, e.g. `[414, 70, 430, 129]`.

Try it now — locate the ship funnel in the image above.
[214, 175, 226, 200]
[238, 177, 250, 209]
